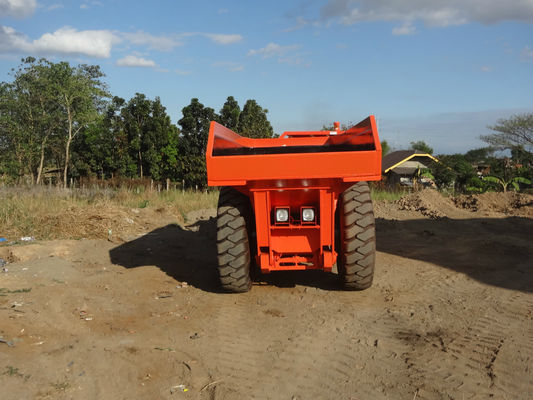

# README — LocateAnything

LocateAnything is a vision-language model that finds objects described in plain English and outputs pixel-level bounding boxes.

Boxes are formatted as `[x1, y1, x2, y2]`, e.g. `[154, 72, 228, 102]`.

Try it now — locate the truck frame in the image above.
[206, 116, 382, 292]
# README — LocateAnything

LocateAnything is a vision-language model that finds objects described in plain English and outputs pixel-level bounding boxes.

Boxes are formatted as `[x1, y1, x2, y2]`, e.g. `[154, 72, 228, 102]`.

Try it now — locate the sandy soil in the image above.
[1, 190, 532, 399]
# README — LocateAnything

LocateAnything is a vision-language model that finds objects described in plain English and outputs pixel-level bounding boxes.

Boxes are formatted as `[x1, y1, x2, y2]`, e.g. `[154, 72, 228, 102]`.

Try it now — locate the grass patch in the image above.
[0, 186, 219, 240]
[0, 287, 32, 295]
[2, 366, 30, 380]
[371, 188, 408, 202]
[51, 381, 70, 391]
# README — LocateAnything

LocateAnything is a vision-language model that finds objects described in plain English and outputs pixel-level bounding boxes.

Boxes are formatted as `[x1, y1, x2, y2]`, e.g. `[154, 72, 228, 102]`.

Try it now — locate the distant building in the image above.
[382, 150, 439, 187]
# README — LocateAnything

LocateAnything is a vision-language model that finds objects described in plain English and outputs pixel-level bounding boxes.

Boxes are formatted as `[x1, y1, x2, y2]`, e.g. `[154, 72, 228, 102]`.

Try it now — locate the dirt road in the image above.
[1, 191, 532, 399]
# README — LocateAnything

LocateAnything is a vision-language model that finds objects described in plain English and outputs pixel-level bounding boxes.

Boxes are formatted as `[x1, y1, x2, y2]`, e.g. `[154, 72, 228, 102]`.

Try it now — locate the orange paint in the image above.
[206, 116, 382, 272]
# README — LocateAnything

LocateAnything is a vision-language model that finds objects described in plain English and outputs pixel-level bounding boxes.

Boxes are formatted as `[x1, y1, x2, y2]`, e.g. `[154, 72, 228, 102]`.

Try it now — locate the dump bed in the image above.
[206, 116, 382, 186]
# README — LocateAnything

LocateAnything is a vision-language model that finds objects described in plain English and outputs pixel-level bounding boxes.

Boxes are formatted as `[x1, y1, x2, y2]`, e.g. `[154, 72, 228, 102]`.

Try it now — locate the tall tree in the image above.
[218, 96, 240, 131]
[238, 99, 273, 138]
[122, 93, 152, 178]
[464, 147, 495, 164]
[0, 58, 62, 183]
[381, 140, 391, 156]
[410, 140, 433, 154]
[49, 62, 108, 187]
[143, 96, 180, 181]
[178, 98, 216, 187]
[481, 113, 533, 150]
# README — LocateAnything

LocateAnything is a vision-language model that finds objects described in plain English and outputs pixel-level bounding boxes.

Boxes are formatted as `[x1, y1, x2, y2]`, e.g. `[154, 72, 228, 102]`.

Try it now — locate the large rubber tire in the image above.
[216, 187, 252, 293]
[337, 182, 376, 290]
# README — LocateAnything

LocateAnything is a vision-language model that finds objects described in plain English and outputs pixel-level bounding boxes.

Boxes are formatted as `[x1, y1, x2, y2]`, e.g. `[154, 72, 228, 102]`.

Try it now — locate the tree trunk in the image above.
[138, 149, 143, 179]
[36, 137, 48, 185]
[63, 136, 71, 189]
[64, 101, 73, 189]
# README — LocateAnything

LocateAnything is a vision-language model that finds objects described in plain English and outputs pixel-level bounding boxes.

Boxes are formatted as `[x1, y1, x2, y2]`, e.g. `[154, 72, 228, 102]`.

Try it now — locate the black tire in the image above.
[216, 187, 252, 292]
[337, 182, 376, 290]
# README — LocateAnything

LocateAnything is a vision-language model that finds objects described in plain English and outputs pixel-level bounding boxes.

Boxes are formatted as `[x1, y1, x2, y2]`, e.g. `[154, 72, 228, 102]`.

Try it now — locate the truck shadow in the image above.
[109, 219, 220, 292]
[109, 215, 532, 293]
[376, 216, 533, 294]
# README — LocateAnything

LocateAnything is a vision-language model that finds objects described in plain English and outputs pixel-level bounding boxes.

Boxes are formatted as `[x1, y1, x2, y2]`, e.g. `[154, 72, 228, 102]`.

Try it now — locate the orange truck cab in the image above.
[206, 116, 382, 292]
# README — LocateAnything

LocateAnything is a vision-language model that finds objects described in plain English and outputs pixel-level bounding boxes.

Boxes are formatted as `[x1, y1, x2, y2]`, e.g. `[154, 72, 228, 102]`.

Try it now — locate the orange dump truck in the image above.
[206, 116, 382, 292]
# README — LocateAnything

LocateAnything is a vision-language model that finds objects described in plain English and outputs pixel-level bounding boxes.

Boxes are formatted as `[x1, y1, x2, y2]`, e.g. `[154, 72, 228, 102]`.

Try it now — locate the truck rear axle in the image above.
[206, 117, 382, 292]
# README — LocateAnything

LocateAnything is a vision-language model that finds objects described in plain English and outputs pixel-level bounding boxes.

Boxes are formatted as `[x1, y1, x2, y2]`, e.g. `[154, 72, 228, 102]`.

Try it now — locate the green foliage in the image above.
[481, 113, 533, 150]
[178, 98, 216, 188]
[218, 96, 240, 131]
[238, 99, 273, 138]
[430, 154, 476, 191]
[410, 140, 433, 154]
[464, 147, 495, 164]
[0, 57, 63, 183]
[381, 140, 391, 156]
[484, 175, 532, 193]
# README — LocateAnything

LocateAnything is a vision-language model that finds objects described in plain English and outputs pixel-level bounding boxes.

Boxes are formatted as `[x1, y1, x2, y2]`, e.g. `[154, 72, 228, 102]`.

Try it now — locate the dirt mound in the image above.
[396, 189, 460, 219]
[454, 192, 533, 217]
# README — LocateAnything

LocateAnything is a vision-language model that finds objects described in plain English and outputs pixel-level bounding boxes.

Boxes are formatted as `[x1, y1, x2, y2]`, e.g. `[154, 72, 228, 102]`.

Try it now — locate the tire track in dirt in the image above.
[488, 292, 533, 398]
[210, 294, 264, 397]
[353, 257, 531, 400]
[400, 294, 532, 400]
[210, 291, 382, 399]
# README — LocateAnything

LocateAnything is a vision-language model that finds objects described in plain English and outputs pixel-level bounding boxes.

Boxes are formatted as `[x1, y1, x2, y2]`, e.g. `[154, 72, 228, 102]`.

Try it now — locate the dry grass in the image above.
[370, 187, 408, 202]
[0, 186, 219, 240]
[1, 185, 419, 241]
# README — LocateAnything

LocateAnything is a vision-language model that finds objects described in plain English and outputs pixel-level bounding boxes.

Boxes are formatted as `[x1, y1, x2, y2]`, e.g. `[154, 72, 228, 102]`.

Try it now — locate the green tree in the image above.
[104, 96, 136, 177]
[464, 147, 495, 164]
[238, 99, 273, 138]
[381, 140, 391, 156]
[481, 113, 533, 150]
[410, 140, 433, 154]
[122, 93, 151, 178]
[484, 176, 531, 193]
[0, 58, 63, 184]
[49, 62, 108, 187]
[431, 154, 476, 191]
[143, 97, 180, 181]
[178, 98, 216, 187]
[218, 96, 240, 131]
[119, 94, 180, 180]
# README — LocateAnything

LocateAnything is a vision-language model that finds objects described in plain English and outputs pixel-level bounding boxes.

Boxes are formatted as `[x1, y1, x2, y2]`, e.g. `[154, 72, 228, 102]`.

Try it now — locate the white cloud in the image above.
[212, 61, 244, 72]
[0, 26, 243, 60]
[283, 17, 309, 32]
[248, 42, 308, 66]
[80, 1, 102, 10]
[46, 3, 63, 11]
[480, 66, 492, 72]
[0, 0, 36, 18]
[121, 31, 183, 51]
[116, 55, 156, 67]
[320, 0, 533, 29]
[0, 25, 119, 58]
[174, 69, 192, 75]
[218, 8, 228, 14]
[522, 45, 533, 59]
[204, 33, 242, 45]
[392, 21, 416, 36]
[248, 42, 299, 59]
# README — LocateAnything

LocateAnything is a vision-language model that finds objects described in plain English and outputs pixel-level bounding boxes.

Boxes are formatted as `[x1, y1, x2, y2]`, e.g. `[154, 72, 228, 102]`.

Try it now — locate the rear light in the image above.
[301, 207, 316, 223]
[275, 208, 289, 223]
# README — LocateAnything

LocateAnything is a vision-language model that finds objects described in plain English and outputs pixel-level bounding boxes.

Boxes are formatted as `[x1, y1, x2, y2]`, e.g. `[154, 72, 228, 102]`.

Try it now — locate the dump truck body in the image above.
[206, 117, 381, 290]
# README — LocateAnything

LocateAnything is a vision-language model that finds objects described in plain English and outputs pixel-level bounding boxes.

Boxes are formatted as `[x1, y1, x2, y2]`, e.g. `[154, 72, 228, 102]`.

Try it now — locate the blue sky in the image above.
[1, 0, 532, 153]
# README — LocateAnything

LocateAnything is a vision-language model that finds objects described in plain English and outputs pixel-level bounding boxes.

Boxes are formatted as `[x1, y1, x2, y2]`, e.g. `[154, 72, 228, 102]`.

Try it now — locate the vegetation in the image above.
[0, 58, 274, 189]
[410, 140, 433, 154]
[1, 58, 531, 196]
[481, 113, 533, 150]
[0, 186, 219, 240]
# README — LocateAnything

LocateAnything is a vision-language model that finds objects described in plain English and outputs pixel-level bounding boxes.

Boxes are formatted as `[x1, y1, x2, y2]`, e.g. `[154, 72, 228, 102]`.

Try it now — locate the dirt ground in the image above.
[1, 190, 532, 400]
